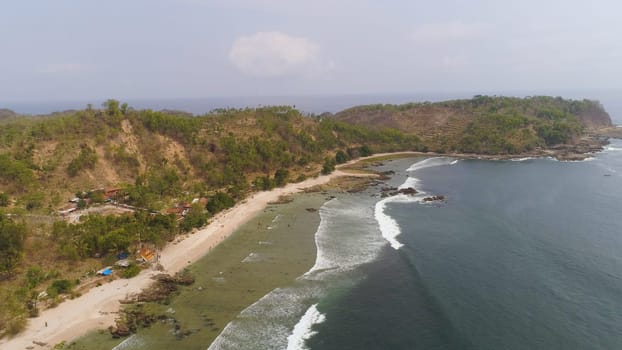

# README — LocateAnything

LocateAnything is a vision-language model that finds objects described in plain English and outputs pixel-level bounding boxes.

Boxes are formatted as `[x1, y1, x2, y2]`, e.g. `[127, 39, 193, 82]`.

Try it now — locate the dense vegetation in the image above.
[336, 95, 610, 154]
[0, 102, 422, 336]
[0, 96, 611, 338]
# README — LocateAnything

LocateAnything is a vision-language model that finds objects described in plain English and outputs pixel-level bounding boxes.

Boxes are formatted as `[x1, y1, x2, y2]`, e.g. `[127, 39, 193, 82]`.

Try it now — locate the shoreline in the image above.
[0, 144, 606, 349]
[0, 159, 377, 349]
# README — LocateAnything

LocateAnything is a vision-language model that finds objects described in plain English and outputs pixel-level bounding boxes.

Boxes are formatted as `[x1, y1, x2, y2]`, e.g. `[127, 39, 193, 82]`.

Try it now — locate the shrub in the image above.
[25, 266, 46, 289]
[273, 168, 289, 187]
[67, 146, 98, 177]
[122, 264, 141, 279]
[6, 316, 26, 335]
[206, 192, 235, 215]
[359, 145, 373, 157]
[46, 279, 73, 297]
[0, 192, 8, 207]
[335, 150, 349, 164]
[321, 158, 336, 175]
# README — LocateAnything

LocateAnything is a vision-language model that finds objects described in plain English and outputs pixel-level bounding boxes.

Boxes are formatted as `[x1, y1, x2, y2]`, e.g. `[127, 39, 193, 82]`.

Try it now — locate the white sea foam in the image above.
[305, 199, 337, 275]
[375, 197, 404, 250]
[112, 335, 145, 350]
[209, 195, 385, 349]
[554, 157, 596, 163]
[375, 180, 428, 250]
[375, 159, 447, 250]
[306, 197, 385, 277]
[406, 157, 456, 172]
[450, 159, 459, 165]
[286, 304, 326, 350]
[606, 146, 622, 152]
[241, 252, 262, 263]
[208, 287, 316, 350]
[510, 157, 536, 162]
[398, 176, 421, 190]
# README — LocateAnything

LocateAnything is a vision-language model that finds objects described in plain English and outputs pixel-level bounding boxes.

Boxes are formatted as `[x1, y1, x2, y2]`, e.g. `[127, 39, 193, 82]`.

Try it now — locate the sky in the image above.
[1, 0, 622, 103]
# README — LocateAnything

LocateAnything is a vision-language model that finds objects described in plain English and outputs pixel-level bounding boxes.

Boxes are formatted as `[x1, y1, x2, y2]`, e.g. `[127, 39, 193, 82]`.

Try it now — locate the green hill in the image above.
[334, 95, 611, 154]
[0, 96, 612, 337]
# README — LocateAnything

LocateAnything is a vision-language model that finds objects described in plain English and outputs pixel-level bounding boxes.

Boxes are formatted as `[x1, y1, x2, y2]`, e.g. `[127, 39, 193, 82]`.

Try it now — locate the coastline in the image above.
[0, 143, 606, 349]
[0, 160, 377, 349]
[71, 191, 329, 350]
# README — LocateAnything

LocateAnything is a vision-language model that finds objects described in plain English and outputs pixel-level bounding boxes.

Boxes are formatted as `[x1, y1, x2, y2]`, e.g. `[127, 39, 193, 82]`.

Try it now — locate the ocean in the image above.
[207, 140, 622, 350]
[4, 91, 622, 123]
[49, 92, 622, 349]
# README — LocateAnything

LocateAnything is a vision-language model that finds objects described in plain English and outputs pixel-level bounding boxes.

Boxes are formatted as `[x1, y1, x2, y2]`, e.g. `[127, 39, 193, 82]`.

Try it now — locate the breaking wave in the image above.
[286, 304, 326, 350]
[209, 195, 384, 349]
[406, 157, 457, 172]
[377, 158, 452, 250]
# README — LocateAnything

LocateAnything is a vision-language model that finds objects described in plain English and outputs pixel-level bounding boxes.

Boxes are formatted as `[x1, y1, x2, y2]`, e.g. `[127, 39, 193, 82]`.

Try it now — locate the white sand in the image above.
[0, 157, 391, 350]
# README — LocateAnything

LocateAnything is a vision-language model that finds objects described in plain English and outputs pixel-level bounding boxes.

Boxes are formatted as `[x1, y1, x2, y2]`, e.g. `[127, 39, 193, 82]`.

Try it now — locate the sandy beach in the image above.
[0, 164, 378, 350]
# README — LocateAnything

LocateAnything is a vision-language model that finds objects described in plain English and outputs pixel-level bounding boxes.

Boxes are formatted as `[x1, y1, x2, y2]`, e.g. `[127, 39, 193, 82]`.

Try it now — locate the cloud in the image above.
[412, 21, 485, 43]
[229, 31, 330, 78]
[37, 62, 94, 74]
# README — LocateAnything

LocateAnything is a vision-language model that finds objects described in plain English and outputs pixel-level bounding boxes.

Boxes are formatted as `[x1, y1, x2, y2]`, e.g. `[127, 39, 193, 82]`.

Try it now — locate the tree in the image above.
[205, 192, 235, 215]
[67, 146, 98, 177]
[0, 215, 26, 278]
[88, 190, 105, 204]
[335, 150, 349, 164]
[359, 145, 373, 157]
[77, 199, 87, 209]
[273, 168, 289, 187]
[180, 203, 208, 232]
[0, 192, 9, 207]
[321, 157, 336, 175]
[103, 99, 120, 116]
[253, 176, 273, 191]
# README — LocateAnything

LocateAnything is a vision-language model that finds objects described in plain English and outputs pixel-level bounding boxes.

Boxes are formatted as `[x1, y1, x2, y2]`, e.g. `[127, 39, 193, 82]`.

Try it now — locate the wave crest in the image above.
[407, 157, 457, 172]
[286, 304, 326, 350]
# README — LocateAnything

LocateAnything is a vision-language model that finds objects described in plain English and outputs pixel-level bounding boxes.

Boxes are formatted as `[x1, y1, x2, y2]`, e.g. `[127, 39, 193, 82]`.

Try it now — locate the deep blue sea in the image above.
[210, 139, 622, 350]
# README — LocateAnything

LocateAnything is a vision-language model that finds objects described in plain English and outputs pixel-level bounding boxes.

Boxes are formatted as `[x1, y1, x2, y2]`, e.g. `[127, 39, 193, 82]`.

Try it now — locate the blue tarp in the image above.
[101, 268, 112, 276]
[117, 252, 129, 260]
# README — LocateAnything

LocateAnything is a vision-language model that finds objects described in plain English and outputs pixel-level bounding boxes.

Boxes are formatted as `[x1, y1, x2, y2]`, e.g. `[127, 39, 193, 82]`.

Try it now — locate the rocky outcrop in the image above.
[422, 195, 445, 202]
[381, 187, 418, 197]
[134, 272, 195, 303]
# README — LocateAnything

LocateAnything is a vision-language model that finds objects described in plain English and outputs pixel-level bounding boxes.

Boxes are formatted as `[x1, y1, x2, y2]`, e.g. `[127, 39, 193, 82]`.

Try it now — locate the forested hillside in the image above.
[335, 95, 611, 154]
[0, 100, 422, 336]
[0, 96, 612, 337]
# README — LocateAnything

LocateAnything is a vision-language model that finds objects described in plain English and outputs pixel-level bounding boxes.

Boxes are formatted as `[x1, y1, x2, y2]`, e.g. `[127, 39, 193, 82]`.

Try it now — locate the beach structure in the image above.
[97, 267, 113, 276]
[57, 204, 77, 216]
[115, 259, 131, 268]
[104, 187, 122, 201]
[137, 247, 157, 264]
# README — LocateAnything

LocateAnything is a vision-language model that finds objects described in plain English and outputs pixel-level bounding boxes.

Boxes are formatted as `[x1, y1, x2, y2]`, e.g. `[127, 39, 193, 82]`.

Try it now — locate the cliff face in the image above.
[574, 103, 612, 129]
